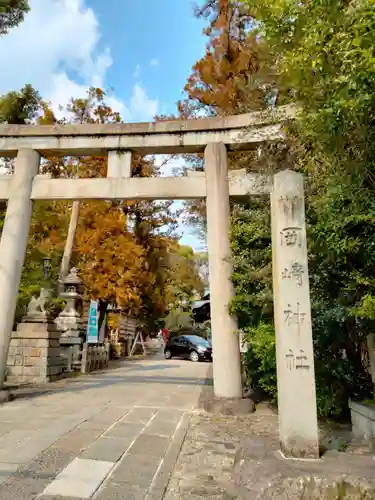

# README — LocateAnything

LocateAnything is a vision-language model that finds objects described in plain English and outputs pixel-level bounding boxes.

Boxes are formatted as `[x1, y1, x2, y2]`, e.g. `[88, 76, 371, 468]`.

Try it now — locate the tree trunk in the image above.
[59, 200, 80, 280]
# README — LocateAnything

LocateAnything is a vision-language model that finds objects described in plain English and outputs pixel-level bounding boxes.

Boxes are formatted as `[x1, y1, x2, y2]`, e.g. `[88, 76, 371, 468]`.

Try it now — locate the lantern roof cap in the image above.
[63, 267, 82, 285]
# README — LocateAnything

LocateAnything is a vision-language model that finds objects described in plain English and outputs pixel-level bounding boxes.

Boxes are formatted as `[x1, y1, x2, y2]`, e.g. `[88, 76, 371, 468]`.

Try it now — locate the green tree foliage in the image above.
[0, 0, 30, 35]
[237, 0, 375, 416]
[163, 244, 205, 309]
[164, 308, 194, 331]
[17, 201, 69, 322]
[180, 0, 375, 417]
[242, 322, 277, 400]
[230, 200, 272, 329]
[0, 84, 41, 124]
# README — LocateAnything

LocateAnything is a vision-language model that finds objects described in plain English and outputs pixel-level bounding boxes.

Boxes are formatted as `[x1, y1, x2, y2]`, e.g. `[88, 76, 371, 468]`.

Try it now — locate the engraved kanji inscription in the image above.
[280, 227, 302, 247]
[281, 261, 304, 287]
[285, 349, 310, 371]
[296, 349, 310, 370]
[278, 195, 302, 220]
[285, 349, 295, 370]
[284, 302, 306, 326]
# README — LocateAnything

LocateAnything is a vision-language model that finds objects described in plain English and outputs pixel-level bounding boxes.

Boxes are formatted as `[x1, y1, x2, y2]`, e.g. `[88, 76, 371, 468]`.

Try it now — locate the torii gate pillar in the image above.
[205, 142, 243, 399]
[0, 149, 40, 386]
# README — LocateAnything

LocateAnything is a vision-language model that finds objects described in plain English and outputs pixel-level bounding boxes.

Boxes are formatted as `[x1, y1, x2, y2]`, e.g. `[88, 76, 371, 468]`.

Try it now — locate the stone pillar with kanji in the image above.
[271, 169, 319, 458]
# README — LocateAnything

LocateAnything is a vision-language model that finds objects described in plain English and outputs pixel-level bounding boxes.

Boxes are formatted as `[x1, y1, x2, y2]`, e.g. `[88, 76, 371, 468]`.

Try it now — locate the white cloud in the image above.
[0, 0, 106, 105]
[47, 73, 132, 121]
[130, 84, 158, 122]
[106, 95, 131, 121]
[0, 0, 158, 122]
[150, 58, 159, 67]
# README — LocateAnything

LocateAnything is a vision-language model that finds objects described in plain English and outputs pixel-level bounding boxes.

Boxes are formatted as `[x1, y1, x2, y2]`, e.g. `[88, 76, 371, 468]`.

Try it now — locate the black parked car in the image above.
[164, 335, 212, 362]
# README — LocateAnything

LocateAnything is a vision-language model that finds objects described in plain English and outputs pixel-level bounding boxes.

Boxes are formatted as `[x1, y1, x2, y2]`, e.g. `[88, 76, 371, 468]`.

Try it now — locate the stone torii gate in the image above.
[0, 105, 319, 458]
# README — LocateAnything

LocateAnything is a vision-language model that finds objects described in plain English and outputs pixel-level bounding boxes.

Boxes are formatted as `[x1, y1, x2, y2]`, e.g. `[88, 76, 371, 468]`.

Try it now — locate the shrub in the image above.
[243, 322, 277, 400]
[243, 319, 372, 418]
[164, 308, 193, 330]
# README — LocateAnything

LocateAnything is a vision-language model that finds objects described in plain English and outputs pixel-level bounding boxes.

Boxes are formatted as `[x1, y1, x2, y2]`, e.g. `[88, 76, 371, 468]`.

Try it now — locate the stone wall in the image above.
[6, 322, 65, 384]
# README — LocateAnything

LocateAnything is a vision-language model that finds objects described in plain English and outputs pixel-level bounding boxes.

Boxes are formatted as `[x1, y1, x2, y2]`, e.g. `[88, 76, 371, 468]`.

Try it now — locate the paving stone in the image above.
[42, 458, 114, 498]
[105, 423, 144, 439]
[129, 434, 170, 458]
[38, 422, 76, 439]
[153, 410, 183, 424]
[54, 428, 104, 454]
[0, 474, 49, 500]
[164, 398, 197, 411]
[89, 407, 129, 424]
[0, 429, 35, 450]
[94, 483, 147, 500]
[145, 414, 190, 500]
[38, 496, 87, 500]
[0, 464, 19, 484]
[141, 397, 170, 407]
[0, 423, 18, 435]
[76, 419, 114, 432]
[13, 420, 45, 431]
[145, 420, 178, 437]
[80, 437, 131, 462]
[0, 447, 38, 465]
[110, 454, 161, 488]
[68, 407, 105, 422]
[120, 407, 158, 424]
[17, 447, 76, 479]
[0, 432, 63, 464]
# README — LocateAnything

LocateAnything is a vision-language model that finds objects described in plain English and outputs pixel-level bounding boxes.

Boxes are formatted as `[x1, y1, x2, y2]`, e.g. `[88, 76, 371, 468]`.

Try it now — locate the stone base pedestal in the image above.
[60, 335, 84, 371]
[233, 435, 375, 498]
[202, 396, 255, 415]
[6, 322, 65, 384]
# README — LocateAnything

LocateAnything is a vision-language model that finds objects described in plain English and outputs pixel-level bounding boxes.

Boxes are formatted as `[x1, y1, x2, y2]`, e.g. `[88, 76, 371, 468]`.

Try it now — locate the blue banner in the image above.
[87, 300, 98, 343]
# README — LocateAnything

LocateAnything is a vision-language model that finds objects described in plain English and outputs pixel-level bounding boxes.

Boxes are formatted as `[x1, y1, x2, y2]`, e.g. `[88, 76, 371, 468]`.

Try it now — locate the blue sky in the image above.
[0, 0, 208, 250]
[86, 0, 206, 118]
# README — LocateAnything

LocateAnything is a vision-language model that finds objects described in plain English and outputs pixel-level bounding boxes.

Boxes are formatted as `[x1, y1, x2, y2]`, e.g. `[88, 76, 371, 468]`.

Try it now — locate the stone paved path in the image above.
[0, 353, 211, 499]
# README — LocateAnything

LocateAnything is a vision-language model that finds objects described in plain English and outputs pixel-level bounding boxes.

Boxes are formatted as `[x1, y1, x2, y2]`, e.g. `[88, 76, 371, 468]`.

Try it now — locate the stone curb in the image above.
[145, 413, 190, 500]
[0, 389, 13, 404]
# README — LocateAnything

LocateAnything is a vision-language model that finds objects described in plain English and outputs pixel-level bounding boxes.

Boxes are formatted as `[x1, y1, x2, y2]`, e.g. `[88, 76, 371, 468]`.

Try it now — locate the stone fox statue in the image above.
[27, 288, 49, 315]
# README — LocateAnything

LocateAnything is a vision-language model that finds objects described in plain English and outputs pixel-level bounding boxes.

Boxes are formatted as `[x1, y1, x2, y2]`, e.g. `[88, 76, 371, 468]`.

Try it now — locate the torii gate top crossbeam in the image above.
[0, 105, 295, 157]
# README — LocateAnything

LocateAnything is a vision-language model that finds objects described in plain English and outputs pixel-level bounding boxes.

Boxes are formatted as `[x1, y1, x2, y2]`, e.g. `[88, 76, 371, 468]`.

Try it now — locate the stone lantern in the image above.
[55, 267, 85, 369]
